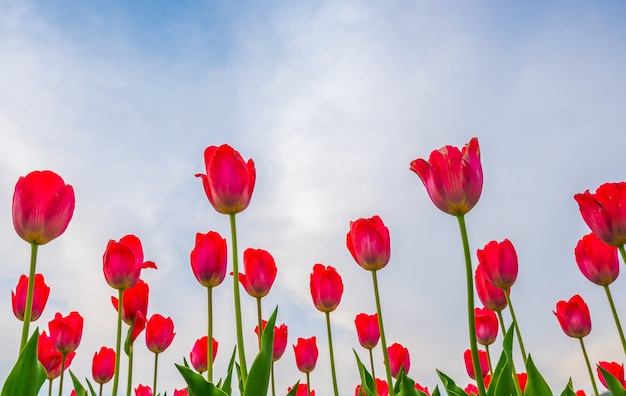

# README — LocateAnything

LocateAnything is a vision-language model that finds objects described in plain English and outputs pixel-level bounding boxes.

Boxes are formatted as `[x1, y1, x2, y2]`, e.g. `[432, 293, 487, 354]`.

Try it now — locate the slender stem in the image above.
[368, 348, 377, 384]
[152, 352, 159, 396]
[371, 270, 394, 396]
[126, 346, 134, 396]
[619, 245, 626, 266]
[48, 379, 53, 396]
[99, 383, 103, 396]
[207, 286, 214, 382]
[229, 213, 248, 385]
[497, 311, 523, 396]
[257, 296, 263, 349]
[58, 353, 67, 396]
[271, 361, 276, 396]
[456, 214, 487, 396]
[485, 345, 493, 377]
[579, 337, 600, 396]
[19, 242, 39, 352]
[504, 290, 527, 366]
[604, 285, 626, 355]
[306, 372, 311, 396]
[325, 311, 339, 396]
[112, 289, 124, 396]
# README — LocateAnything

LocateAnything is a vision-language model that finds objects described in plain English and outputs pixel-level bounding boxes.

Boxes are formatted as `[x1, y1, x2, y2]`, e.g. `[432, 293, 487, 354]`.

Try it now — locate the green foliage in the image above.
[598, 365, 626, 396]
[436, 370, 468, 396]
[0, 329, 46, 396]
[354, 350, 377, 396]
[486, 324, 514, 396]
[69, 370, 88, 396]
[285, 381, 300, 396]
[559, 378, 576, 396]
[243, 307, 277, 396]
[175, 364, 228, 396]
[524, 354, 553, 396]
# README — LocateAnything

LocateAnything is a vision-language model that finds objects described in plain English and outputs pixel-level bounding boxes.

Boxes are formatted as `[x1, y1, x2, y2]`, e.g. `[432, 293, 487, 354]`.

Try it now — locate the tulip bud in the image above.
[310, 264, 343, 313]
[255, 320, 288, 362]
[48, 311, 84, 355]
[387, 342, 410, 378]
[476, 239, 518, 289]
[11, 273, 50, 321]
[354, 313, 380, 350]
[346, 215, 391, 271]
[293, 336, 318, 373]
[190, 231, 227, 288]
[190, 336, 218, 373]
[575, 233, 619, 286]
[554, 294, 592, 338]
[92, 346, 115, 384]
[103, 235, 156, 290]
[145, 314, 176, 354]
[464, 349, 489, 380]
[239, 248, 277, 298]
[474, 307, 498, 346]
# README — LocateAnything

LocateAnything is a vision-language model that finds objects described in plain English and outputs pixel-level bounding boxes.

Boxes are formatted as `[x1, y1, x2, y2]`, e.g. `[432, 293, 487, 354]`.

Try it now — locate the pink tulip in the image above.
[346, 215, 391, 271]
[575, 233, 619, 286]
[474, 307, 498, 346]
[11, 273, 50, 321]
[477, 239, 518, 289]
[92, 346, 115, 384]
[190, 231, 227, 288]
[554, 295, 592, 338]
[309, 264, 343, 313]
[238, 248, 277, 298]
[387, 342, 410, 378]
[103, 234, 156, 290]
[354, 313, 380, 350]
[48, 311, 84, 355]
[575, 182, 626, 246]
[145, 314, 176, 354]
[293, 336, 318, 373]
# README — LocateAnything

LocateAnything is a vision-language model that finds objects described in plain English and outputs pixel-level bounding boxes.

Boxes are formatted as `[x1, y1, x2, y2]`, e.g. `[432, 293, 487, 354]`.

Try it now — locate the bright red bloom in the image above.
[92, 346, 115, 384]
[288, 384, 315, 396]
[310, 264, 343, 313]
[255, 320, 288, 361]
[575, 390, 586, 396]
[112, 279, 150, 326]
[239, 248, 277, 298]
[410, 137, 482, 216]
[575, 182, 626, 246]
[134, 384, 152, 396]
[12, 273, 50, 321]
[103, 234, 156, 290]
[48, 311, 83, 355]
[12, 170, 75, 245]
[554, 295, 591, 338]
[517, 373, 528, 391]
[173, 389, 189, 396]
[474, 307, 498, 346]
[477, 239, 518, 289]
[38, 331, 75, 379]
[354, 313, 380, 349]
[293, 336, 318, 373]
[575, 233, 619, 286]
[475, 265, 508, 312]
[355, 378, 388, 396]
[464, 349, 489, 380]
[387, 342, 410, 378]
[415, 382, 430, 395]
[346, 215, 391, 271]
[145, 314, 176, 354]
[190, 336, 218, 374]
[190, 231, 227, 288]
[465, 383, 479, 396]
[597, 361, 626, 390]
[196, 144, 256, 215]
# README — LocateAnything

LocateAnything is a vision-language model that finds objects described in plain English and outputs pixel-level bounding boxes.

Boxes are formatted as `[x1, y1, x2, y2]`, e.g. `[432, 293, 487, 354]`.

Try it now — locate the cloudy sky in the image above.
[1, 1, 626, 395]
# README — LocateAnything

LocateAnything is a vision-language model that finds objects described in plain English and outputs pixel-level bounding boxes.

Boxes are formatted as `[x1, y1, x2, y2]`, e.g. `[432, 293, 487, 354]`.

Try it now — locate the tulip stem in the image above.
[271, 361, 276, 396]
[603, 285, 626, 355]
[485, 345, 493, 377]
[208, 286, 214, 382]
[112, 289, 124, 396]
[58, 353, 67, 396]
[257, 296, 263, 349]
[325, 311, 340, 396]
[126, 347, 134, 396]
[306, 372, 311, 396]
[371, 270, 394, 396]
[229, 213, 248, 385]
[19, 242, 39, 353]
[99, 383, 103, 396]
[48, 378, 53, 396]
[457, 214, 487, 396]
[368, 348, 377, 385]
[619, 245, 626, 266]
[504, 290, 527, 366]
[153, 352, 159, 396]
[579, 337, 600, 396]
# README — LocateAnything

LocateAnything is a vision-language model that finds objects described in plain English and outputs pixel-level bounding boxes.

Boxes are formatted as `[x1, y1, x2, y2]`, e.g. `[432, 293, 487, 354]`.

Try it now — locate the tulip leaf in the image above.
[431, 385, 441, 396]
[598, 365, 626, 396]
[524, 354, 553, 396]
[559, 378, 576, 396]
[0, 329, 46, 396]
[219, 347, 237, 395]
[69, 370, 88, 396]
[353, 350, 377, 396]
[285, 381, 300, 396]
[436, 370, 468, 396]
[175, 364, 227, 396]
[243, 307, 277, 396]
[395, 369, 421, 396]
[486, 323, 515, 396]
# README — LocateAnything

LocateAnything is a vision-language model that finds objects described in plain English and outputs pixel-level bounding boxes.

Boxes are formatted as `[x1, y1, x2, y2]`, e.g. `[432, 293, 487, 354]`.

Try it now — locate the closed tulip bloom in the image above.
[38, 331, 76, 379]
[410, 137, 483, 216]
[190, 231, 227, 288]
[173, 389, 189, 396]
[12, 170, 75, 245]
[354, 313, 380, 349]
[190, 336, 218, 373]
[474, 307, 498, 346]
[355, 378, 389, 396]
[575, 182, 626, 246]
[517, 373, 528, 391]
[145, 314, 176, 354]
[288, 384, 315, 396]
[48, 311, 83, 355]
[103, 234, 156, 290]
[464, 349, 489, 379]
[575, 233, 619, 286]
[195, 144, 256, 215]
[310, 264, 343, 313]
[477, 239, 518, 289]
[92, 346, 115, 384]
[293, 336, 318, 373]
[465, 384, 479, 396]
[135, 384, 152, 396]
[255, 320, 288, 361]
[554, 295, 592, 338]
[239, 248, 277, 298]
[387, 342, 410, 378]
[12, 273, 50, 321]
[475, 265, 508, 312]
[597, 361, 626, 390]
[346, 215, 391, 271]
[111, 279, 150, 326]
[414, 383, 430, 395]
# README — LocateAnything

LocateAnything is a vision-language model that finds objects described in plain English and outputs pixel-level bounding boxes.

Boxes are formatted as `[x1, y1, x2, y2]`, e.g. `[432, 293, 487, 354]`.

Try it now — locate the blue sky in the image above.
[2, 1, 626, 395]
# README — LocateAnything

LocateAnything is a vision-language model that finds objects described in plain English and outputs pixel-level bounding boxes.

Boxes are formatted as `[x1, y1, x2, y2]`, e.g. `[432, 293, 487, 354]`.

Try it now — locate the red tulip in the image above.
[134, 384, 152, 396]
[38, 331, 75, 379]
[346, 215, 391, 271]
[575, 233, 619, 286]
[576, 390, 586, 396]
[288, 384, 315, 396]
[103, 234, 156, 290]
[387, 342, 410, 378]
[48, 311, 83, 355]
[354, 313, 380, 349]
[310, 264, 343, 313]
[145, 314, 176, 354]
[293, 336, 318, 373]
[92, 346, 115, 384]
[475, 265, 508, 312]
[464, 384, 479, 396]
[12, 170, 75, 245]
[415, 382, 430, 395]
[597, 361, 626, 390]
[474, 307, 498, 346]
[195, 144, 256, 215]
[575, 182, 626, 246]
[410, 137, 482, 216]
[238, 248, 277, 298]
[112, 279, 150, 326]
[255, 320, 288, 361]
[11, 273, 50, 321]
[173, 389, 189, 396]
[554, 295, 592, 338]
[464, 349, 489, 379]
[190, 336, 218, 373]
[476, 239, 518, 289]
[190, 231, 227, 288]
[517, 373, 528, 391]
[355, 378, 388, 396]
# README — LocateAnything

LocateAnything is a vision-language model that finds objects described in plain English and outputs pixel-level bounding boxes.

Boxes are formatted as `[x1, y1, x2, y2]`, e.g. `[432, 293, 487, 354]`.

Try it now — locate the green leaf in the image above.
[0, 328, 46, 396]
[487, 324, 515, 396]
[559, 378, 576, 396]
[598, 365, 626, 396]
[219, 347, 237, 395]
[243, 307, 278, 396]
[436, 370, 468, 396]
[353, 350, 376, 396]
[524, 354, 553, 396]
[69, 370, 88, 396]
[175, 364, 228, 396]
[395, 369, 420, 396]
[431, 385, 441, 396]
[285, 381, 300, 396]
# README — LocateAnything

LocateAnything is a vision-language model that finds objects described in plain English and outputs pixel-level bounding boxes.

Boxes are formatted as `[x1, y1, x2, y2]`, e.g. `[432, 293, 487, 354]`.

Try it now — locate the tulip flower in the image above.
[474, 307, 498, 346]
[575, 233, 620, 286]
[597, 361, 626, 390]
[288, 384, 315, 396]
[190, 231, 227, 288]
[464, 349, 489, 380]
[173, 389, 189, 396]
[574, 182, 626, 247]
[255, 320, 288, 362]
[92, 346, 116, 385]
[346, 215, 391, 271]
[135, 384, 152, 396]
[475, 265, 507, 312]
[239, 248, 277, 298]
[310, 264, 343, 313]
[517, 373, 528, 392]
[414, 383, 430, 395]
[112, 279, 150, 325]
[38, 331, 76, 380]
[464, 384, 479, 396]
[355, 378, 389, 396]
[190, 336, 218, 374]
[49, 311, 83, 355]
[355, 313, 380, 350]
[11, 273, 50, 322]
[103, 235, 156, 291]
[294, 336, 318, 373]
[476, 239, 518, 289]
[387, 342, 410, 378]
[145, 314, 175, 354]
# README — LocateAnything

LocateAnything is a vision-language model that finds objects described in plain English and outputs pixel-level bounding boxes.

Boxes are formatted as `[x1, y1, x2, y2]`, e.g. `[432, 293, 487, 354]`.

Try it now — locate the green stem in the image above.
[325, 311, 339, 396]
[618, 245, 626, 266]
[153, 352, 159, 396]
[208, 286, 214, 382]
[485, 345, 493, 377]
[99, 383, 103, 396]
[603, 285, 626, 355]
[229, 213, 248, 385]
[368, 348, 377, 385]
[257, 296, 263, 349]
[579, 337, 600, 396]
[58, 353, 67, 396]
[111, 289, 124, 396]
[126, 346, 134, 396]
[456, 214, 487, 396]
[504, 289, 528, 366]
[48, 379, 53, 396]
[19, 242, 39, 353]
[271, 361, 276, 396]
[371, 270, 394, 396]
[306, 372, 311, 396]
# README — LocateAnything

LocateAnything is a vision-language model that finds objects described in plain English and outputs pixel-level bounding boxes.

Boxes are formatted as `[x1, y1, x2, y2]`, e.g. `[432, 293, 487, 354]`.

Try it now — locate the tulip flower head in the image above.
[48, 311, 84, 355]
[355, 378, 389, 396]
[238, 248, 277, 298]
[410, 137, 483, 216]
[575, 233, 619, 286]
[92, 346, 115, 384]
[464, 349, 489, 380]
[575, 182, 626, 246]
[288, 384, 315, 396]
[464, 384, 479, 396]
[11, 273, 50, 321]
[475, 265, 508, 312]
[190, 231, 227, 288]
[474, 307, 498, 346]
[293, 336, 318, 373]
[190, 336, 218, 373]
[103, 234, 156, 290]
[346, 215, 391, 271]
[173, 389, 189, 396]
[112, 279, 150, 326]
[195, 144, 256, 215]
[597, 361, 626, 390]
[310, 264, 343, 313]
[354, 313, 380, 349]
[255, 320, 288, 361]
[12, 170, 75, 245]
[135, 384, 153, 396]
[414, 383, 430, 395]
[38, 331, 75, 379]
[476, 239, 518, 289]
[387, 342, 410, 378]
[554, 294, 592, 338]
[145, 314, 176, 354]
